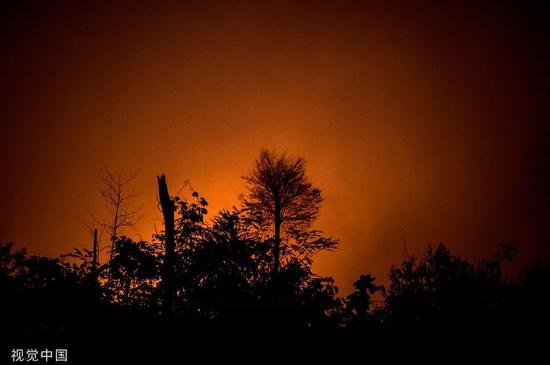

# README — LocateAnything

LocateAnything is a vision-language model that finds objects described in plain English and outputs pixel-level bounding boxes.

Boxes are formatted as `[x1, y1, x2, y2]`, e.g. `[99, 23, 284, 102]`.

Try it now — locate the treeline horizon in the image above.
[2, 149, 549, 362]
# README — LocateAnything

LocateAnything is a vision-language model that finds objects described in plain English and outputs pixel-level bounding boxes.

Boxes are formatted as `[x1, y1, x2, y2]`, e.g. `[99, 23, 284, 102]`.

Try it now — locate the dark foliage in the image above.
[1, 151, 548, 362]
[2, 238, 548, 362]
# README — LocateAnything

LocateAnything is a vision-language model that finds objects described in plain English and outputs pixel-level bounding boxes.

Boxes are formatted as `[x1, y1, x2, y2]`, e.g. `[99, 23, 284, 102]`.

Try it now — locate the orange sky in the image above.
[1, 1, 548, 292]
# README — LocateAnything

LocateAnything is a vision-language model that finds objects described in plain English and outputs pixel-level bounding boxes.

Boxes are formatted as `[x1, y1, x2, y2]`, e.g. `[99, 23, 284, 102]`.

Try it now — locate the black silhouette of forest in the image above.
[1, 149, 549, 363]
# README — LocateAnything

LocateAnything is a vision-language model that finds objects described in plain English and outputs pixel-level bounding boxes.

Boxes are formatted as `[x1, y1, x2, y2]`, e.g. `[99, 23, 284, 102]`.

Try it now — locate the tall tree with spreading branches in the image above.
[241, 149, 337, 275]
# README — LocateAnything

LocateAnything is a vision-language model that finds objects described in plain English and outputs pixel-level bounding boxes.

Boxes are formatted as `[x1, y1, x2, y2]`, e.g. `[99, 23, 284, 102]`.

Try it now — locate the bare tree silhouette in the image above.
[97, 167, 141, 265]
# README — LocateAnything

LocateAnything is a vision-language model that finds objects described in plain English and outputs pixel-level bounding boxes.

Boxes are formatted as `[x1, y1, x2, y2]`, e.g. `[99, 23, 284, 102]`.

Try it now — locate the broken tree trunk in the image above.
[158, 174, 175, 319]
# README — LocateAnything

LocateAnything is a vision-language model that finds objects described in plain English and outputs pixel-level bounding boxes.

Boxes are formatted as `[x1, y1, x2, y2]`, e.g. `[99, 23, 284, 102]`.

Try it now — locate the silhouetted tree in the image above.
[176, 208, 267, 319]
[102, 236, 160, 308]
[241, 149, 337, 275]
[344, 274, 384, 336]
[169, 190, 209, 316]
[97, 168, 141, 265]
[384, 243, 517, 337]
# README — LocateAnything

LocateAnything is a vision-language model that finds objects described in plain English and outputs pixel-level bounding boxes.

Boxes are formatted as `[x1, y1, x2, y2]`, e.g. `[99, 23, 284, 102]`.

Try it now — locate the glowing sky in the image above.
[1, 1, 548, 292]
